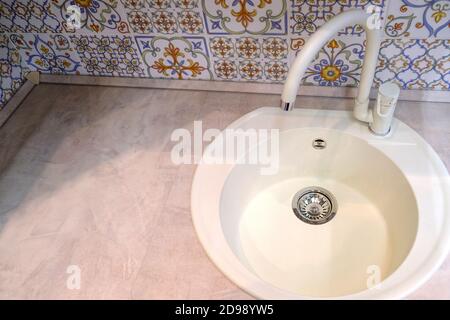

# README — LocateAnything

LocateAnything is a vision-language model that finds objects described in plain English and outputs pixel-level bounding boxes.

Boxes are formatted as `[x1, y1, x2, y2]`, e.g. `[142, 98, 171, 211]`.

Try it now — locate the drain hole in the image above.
[292, 187, 337, 225]
[312, 138, 326, 150]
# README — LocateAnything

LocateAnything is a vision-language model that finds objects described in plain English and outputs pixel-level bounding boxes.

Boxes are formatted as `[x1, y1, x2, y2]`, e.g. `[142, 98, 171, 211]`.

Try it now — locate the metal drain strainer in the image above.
[292, 187, 338, 225]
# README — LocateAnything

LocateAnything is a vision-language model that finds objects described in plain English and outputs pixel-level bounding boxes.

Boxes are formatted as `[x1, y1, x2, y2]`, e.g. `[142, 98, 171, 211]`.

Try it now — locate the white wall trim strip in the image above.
[39, 75, 450, 103]
[0, 80, 35, 128]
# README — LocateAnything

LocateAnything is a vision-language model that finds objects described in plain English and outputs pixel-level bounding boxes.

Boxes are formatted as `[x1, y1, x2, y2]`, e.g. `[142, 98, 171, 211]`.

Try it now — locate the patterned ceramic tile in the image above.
[236, 38, 261, 59]
[178, 10, 203, 33]
[127, 10, 153, 33]
[239, 60, 264, 80]
[135, 36, 212, 79]
[375, 39, 449, 90]
[213, 59, 237, 79]
[291, 0, 386, 36]
[263, 37, 289, 60]
[148, 0, 172, 9]
[210, 36, 289, 82]
[209, 37, 234, 58]
[173, 0, 198, 9]
[120, 0, 204, 34]
[0, 0, 61, 33]
[49, 0, 130, 33]
[290, 36, 366, 87]
[120, 0, 146, 10]
[10, 33, 83, 75]
[71, 35, 145, 76]
[1, 0, 450, 110]
[385, 0, 450, 38]
[264, 61, 289, 81]
[202, 0, 288, 35]
[152, 10, 179, 33]
[0, 35, 25, 109]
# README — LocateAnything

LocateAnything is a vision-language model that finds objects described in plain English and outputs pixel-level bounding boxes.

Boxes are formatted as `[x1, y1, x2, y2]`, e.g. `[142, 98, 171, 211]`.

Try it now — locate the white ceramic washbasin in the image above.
[191, 108, 450, 299]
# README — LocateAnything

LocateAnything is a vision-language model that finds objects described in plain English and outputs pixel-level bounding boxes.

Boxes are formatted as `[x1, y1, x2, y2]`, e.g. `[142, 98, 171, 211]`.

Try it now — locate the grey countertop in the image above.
[0, 84, 448, 299]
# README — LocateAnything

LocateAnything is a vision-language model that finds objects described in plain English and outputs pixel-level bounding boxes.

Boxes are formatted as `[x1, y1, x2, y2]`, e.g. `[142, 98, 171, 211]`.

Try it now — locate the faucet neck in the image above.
[281, 9, 381, 120]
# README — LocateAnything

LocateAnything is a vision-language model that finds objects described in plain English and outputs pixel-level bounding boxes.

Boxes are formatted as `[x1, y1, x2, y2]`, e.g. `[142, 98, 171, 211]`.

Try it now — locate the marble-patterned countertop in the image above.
[0, 84, 448, 299]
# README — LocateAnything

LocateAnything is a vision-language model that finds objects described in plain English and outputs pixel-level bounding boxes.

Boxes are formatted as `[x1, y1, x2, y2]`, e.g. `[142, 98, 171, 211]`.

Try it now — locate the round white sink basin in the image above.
[191, 108, 450, 299]
[223, 128, 418, 297]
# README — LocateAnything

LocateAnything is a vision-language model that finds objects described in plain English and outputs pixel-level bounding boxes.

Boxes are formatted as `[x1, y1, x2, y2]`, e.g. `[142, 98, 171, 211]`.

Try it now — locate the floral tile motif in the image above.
[152, 11, 178, 33]
[210, 36, 289, 82]
[290, 36, 366, 87]
[213, 59, 237, 79]
[127, 10, 153, 33]
[263, 37, 289, 60]
[0, 0, 61, 33]
[10, 34, 83, 75]
[209, 37, 234, 58]
[135, 36, 212, 79]
[173, 0, 198, 9]
[148, 0, 171, 8]
[375, 39, 449, 90]
[291, 0, 386, 36]
[178, 10, 203, 33]
[202, 0, 288, 35]
[264, 61, 289, 82]
[71, 35, 145, 76]
[50, 0, 130, 33]
[239, 60, 263, 80]
[236, 38, 261, 59]
[0, 35, 25, 109]
[121, 0, 146, 10]
[121, 0, 204, 34]
[385, 0, 450, 38]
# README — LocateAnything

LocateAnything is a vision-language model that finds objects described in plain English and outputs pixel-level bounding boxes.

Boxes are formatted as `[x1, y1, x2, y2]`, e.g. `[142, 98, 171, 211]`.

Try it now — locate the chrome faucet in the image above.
[280, 9, 397, 136]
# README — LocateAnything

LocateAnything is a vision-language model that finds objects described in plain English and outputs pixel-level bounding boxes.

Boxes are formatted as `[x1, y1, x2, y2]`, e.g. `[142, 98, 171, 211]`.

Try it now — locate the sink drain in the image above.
[292, 187, 338, 225]
[312, 138, 326, 150]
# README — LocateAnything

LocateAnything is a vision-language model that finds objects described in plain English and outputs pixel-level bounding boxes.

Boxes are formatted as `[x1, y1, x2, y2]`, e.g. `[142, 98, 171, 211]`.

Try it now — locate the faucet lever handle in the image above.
[370, 82, 400, 135]
[378, 83, 400, 111]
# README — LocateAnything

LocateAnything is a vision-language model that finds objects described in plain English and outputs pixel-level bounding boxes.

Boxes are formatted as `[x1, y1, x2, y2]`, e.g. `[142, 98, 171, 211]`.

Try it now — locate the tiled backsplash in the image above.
[0, 34, 23, 107]
[0, 0, 449, 109]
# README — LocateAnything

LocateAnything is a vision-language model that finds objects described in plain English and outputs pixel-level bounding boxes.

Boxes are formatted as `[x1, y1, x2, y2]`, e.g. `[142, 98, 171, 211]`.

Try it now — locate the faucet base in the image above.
[369, 124, 392, 137]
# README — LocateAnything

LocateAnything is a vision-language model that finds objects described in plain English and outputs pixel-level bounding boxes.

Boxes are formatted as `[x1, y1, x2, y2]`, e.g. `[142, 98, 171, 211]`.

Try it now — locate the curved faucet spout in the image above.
[281, 9, 381, 123]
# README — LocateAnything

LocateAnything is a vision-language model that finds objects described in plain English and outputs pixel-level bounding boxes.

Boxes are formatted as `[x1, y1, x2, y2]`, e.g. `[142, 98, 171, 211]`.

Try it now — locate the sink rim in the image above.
[191, 107, 450, 299]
